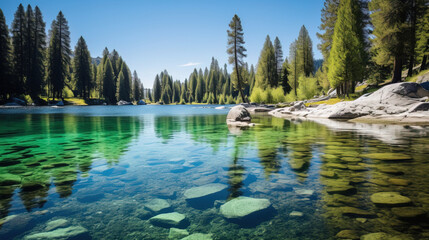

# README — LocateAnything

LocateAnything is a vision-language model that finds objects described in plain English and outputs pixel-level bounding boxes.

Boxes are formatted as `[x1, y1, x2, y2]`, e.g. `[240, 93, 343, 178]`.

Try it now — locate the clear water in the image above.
[0, 105, 429, 239]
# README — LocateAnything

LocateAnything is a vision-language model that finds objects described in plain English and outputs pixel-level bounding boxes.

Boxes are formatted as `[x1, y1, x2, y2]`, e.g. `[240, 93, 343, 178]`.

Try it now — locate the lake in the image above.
[0, 105, 429, 239]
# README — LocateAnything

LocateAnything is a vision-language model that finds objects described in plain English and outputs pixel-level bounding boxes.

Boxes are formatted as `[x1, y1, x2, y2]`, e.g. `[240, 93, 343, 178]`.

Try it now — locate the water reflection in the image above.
[0, 108, 429, 239]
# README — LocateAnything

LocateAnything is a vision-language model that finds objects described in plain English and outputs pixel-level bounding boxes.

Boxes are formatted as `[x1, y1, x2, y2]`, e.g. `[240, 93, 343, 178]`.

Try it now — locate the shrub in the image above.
[297, 75, 319, 100]
[271, 87, 285, 103]
[250, 87, 264, 103]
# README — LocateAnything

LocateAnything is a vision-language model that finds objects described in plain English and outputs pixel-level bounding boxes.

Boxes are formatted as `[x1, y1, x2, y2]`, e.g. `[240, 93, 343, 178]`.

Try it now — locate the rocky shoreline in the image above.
[268, 82, 429, 125]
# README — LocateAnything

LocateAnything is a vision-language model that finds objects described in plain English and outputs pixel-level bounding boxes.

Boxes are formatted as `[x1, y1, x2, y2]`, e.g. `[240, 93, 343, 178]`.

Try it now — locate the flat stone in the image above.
[168, 228, 189, 239]
[361, 153, 412, 161]
[348, 165, 368, 171]
[25, 226, 89, 240]
[289, 211, 303, 217]
[340, 207, 375, 218]
[289, 159, 307, 171]
[356, 218, 367, 223]
[144, 198, 171, 213]
[391, 207, 426, 218]
[45, 219, 70, 231]
[184, 183, 228, 209]
[368, 179, 389, 186]
[378, 167, 404, 175]
[370, 192, 412, 206]
[149, 212, 187, 228]
[388, 178, 411, 186]
[336, 229, 359, 239]
[360, 232, 412, 240]
[320, 170, 337, 178]
[181, 233, 213, 240]
[325, 163, 348, 170]
[294, 188, 314, 197]
[220, 197, 273, 224]
[341, 157, 362, 162]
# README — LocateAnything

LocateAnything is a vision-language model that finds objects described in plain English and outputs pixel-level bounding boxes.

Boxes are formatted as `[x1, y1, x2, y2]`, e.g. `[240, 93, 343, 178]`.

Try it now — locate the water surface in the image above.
[0, 105, 429, 239]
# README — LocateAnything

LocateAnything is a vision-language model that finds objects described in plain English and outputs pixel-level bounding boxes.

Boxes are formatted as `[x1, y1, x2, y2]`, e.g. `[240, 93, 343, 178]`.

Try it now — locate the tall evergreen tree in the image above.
[317, 0, 340, 62]
[195, 73, 204, 102]
[227, 14, 247, 103]
[255, 35, 278, 88]
[369, 0, 412, 83]
[296, 25, 314, 77]
[328, 0, 365, 96]
[47, 11, 71, 99]
[73, 36, 92, 99]
[289, 40, 299, 96]
[0, 9, 13, 101]
[26, 6, 46, 99]
[117, 62, 131, 101]
[132, 70, 141, 101]
[11, 4, 27, 96]
[152, 74, 161, 102]
[415, 3, 428, 71]
[280, 59, 292, 94]
[274, 37, 283, 78]
[102, 58, 116, 104]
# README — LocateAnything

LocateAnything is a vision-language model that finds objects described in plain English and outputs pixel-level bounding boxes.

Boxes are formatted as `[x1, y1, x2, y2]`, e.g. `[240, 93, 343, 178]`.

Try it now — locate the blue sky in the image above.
[1, 0, 324, 87]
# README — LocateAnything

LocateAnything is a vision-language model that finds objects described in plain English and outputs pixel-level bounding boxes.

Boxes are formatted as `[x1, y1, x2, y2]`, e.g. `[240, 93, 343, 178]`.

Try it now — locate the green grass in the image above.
[305, 98, 345, 107]
[406, 69, 429, 82]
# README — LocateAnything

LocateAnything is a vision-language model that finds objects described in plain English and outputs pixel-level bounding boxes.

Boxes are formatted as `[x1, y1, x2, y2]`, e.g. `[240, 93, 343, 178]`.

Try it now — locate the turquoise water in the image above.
[0, 105, 429, 239]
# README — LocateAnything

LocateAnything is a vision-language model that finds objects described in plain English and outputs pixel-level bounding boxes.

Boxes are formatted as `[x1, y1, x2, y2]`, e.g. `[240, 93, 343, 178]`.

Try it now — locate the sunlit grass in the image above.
[406, 69, 429, 82]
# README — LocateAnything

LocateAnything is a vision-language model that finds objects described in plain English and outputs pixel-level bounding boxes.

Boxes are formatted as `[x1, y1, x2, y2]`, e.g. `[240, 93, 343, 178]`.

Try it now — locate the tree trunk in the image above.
[392, 55, 403, 83]
[421, 55, 427, 71]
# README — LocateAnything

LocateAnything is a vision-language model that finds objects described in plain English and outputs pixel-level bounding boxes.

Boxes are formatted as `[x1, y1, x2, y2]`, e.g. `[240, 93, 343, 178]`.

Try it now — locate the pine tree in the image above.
[255, 35, 278, 88]
[117, 62, 131, 101]
[369, 0, 412, 83]
[152, 74, 161, 103]
[0, 9, 13, 101]
[274, 37, 283, 78]
[227, 14, 247, 103]
[11, 4, 27, 96]
[73, 36, 92, 99]
[317, 0, 340, 62]
[296, 25, 314, 77]
[280, 59, 292, 94]
[26, 6, 46, 100]
[289, 40, 298, 96]
[415, 1, 428, 71]
[195, 73, 204, 102]
[328, 0, 365, 96]
[102, 58, 116, 104]
[132, 70, 141, 101]
[47, 11, 71, 99]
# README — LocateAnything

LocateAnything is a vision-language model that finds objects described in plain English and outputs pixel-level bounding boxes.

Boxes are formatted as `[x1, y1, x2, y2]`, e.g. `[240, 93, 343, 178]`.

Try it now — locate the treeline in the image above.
[151, 58, 253, 104]
[0, 4, 144, 104]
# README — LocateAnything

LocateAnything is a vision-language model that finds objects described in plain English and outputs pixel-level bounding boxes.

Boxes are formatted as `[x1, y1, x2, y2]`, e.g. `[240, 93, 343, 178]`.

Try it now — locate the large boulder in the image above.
[184, 183, 228, 209]
[226, 105, 251, 124]
[219, 197, 275, 226]
[370, 192, 412, 207]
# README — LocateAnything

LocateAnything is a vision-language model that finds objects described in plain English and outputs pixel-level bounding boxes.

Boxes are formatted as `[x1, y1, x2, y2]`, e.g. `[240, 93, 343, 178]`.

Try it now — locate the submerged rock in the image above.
[360, 232, 412, 240]
[184, 183, 228, 209]
[340, 207, 375, 218]
[149, 212, 188, 228]
[181, 233, 213, 240]
[168, 228, 189, 239]
[45, 219, 70, 231]
[144, 198, 171, 213]
[361, 153, 412, 161]
[388, 178, 411, 186]
[25, 226, 89, 240]
[370, 192, 412, 207]
[220, 197, 274, 225]
[289, 211, 303, 217]
[391, 207, 426, 218]
[336, 230, 359, 239]
[0, 173, 21, 186]
[117, 100, 133, 105]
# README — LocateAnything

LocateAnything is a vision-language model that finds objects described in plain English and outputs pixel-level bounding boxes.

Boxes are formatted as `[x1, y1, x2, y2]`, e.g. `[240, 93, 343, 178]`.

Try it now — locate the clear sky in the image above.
[1, 0, 324, 87]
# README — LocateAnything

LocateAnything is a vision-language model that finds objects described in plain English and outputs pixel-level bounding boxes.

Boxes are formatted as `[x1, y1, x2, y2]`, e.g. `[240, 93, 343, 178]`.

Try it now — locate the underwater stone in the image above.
[0, 173, 21, 186]
[134, 208, 152, 220]
[76, 193, 105, 203]
[388, 178, 411, 186]
[45, 219, 70, 231]
[289, 159, 308, 171]
[149, 212, 187, 228]
[391, 207, 426, 218]
[361, 153, 412, 161]
[360, 232, 412, 240]
[168, 228, 189, 239]
[340, 207, 375, 218]
[289, 211, 303, 217]
[325, 163, 348, 170]
[336, 229, 359, 239]
[220, 197, 274, 225]
[327, 186, 357, 196]
[144, 198, 171, 213]
[378, 167, 404, 175]
[184, 183, 228, 209]
[294, 188, 314, 197]
[25, 226, 89, 240]
[181, 233, 213, 240]
[320, 170, 337, 178]
[370, 192, 412, 207]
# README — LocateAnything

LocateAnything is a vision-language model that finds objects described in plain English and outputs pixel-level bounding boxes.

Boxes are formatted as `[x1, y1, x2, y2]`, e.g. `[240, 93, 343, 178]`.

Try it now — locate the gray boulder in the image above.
[137, 100, 146, 105]
[219, 197, 275, 226]
[227, 105, 251, 123]
[144, 198, 171, 213]
[181, 233, 213, 240]
[117, 100, 133, 105]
